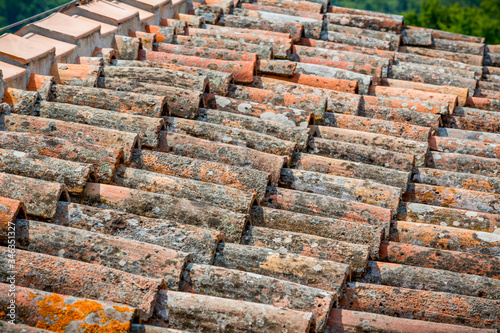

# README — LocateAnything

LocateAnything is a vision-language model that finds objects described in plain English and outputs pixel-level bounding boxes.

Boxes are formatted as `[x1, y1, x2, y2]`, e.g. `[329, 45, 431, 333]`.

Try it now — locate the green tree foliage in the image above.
[403, 0, 500, 44]
[0, 0, 68, 30]
[330, 0, 422, 13]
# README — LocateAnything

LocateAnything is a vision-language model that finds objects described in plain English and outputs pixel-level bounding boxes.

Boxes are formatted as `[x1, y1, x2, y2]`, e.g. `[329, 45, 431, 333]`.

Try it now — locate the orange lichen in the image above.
[113, 305, 134, 313]
[80, 320, 131, 333]
[36, 294, 101, 332]
[35, 293, 130, 333]
[462, 178, 493, 192]
[0, 311, 5, 319]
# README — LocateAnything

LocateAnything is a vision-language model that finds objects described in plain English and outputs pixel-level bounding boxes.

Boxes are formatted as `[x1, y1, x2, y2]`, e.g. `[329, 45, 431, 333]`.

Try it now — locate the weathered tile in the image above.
[413, 167, 500, 194]
[427, 151, 500, 178]
[340, 282, 500, 329]
[199, 108, 310, 150]
[111, 58, 231, 96]
[39, 101, 164, 148]
[53, 202, 221, 264]
[263, 186, 392, 233]
[175, 35, 272, 60]
[390, 220, 500, 257]
[203, 93, 313, 127]
[214, 243, 350, 293]
[53, 84, 168, 118]
[398, 201, 500, 233]
[161, 132, 286, 186]
[0, 284, 136, 332]
[0, 197, 26, 244]
[292, 152, 410, 189]
[181, 263, 335, 331]
[0, 132, 121, 184]
[380, 241, 500, 279]
[402, 46, 483, 66]
[154, 290, 315, 332]
[404, 183, 500, 215]
[130, 149, 270, 202]
[156, 42, 258, 63]
[2, 88, 38, 115]
[0, 172, 68, 219]
[15, 219, 189, 290]
[82, 183, 248, 243]
[114, 165, 256, 213]
[243, 226, 369, 277]
[250, 205, 383, 258]
[279, 168, 401, 211]
[327, 308, 496, 333]
[323, 112, 431, 142]
[0, 248, 160, 320]
[313, 126, 428, 166]
[0, 148, 91, 194]
[309, 137, 415, 172]
[3, 113, 139, 163]
[167, 117, 297, 157]
[141, 50, 255, 83]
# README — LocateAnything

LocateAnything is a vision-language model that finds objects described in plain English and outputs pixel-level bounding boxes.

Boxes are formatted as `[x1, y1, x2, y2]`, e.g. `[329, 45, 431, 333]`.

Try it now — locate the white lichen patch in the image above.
[476, 231, 500, 243]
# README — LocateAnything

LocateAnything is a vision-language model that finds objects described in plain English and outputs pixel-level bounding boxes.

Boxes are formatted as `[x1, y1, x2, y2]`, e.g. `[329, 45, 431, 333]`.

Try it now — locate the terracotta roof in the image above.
[1, 0, 500, 331]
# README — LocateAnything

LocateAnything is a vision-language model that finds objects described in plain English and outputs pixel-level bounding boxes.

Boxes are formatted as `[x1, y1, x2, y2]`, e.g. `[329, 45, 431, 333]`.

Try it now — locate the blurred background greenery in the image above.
[0, 0, 499, 43]
[0, 0, 69, 28]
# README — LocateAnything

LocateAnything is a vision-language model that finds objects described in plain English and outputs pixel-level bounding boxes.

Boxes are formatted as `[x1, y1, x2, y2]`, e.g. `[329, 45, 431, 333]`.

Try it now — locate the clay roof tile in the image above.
[110, 58, 231, 95]
[309, 136, 415, 172]
[203, 93, 313, 127]
[244, 226, 370, 277]
[328, 308, 496, 333]
[402, 45, 484, 66]
[340, 282, 500, 329]
[155, 290, 315, 332]
[264, 185, 392, 234]
[15, 219, 189, 290]
[82, 182, 248, 242]
[250, 75, 361, 119]
[292, 152, 410, 189]
[0, 284, 137, 331]
[279, 167, 402, 211]
[380, 241, 500, 279]
[0, 196, 26, 243]
[181, 263, 335, 331]
[160, 132, 286, 186]
[3, 113, 139, 163]
[0, 148, 91, 194]
[390, 220, 500, 257]
[228, 83, 327, 117]
[114, 165, 256, 213]
[363, 261, 500, 299]
[53, 201, 221, 264]
[2, 247, 161, 320]
[166, 116, 297, 157]
[130, 148, 270, 202]
[214, 242, 350, 293]
[38, 101, 164, 148]
[257, 0, 323, 14]
[175, 35, 273, 60]
[250, 205, 383, 258]
[0, 172, 68, 219]
[141, 49, 255, 83]
[0, 131, 122, 183]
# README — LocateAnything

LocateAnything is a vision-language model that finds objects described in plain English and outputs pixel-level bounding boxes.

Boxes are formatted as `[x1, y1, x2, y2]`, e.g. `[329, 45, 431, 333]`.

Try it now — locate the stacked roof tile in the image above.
[0, 0, 500, 332]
